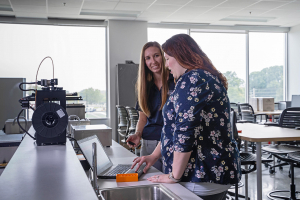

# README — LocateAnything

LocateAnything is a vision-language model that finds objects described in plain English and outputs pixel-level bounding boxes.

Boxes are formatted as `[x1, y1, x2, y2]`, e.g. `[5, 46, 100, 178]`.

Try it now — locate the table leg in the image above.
[244, 141, 248, 200]
[256, 142, 262, 200]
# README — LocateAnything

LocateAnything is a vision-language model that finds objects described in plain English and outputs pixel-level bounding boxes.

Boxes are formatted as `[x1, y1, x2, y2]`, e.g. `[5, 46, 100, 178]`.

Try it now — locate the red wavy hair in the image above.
[162, 34, 228, 90]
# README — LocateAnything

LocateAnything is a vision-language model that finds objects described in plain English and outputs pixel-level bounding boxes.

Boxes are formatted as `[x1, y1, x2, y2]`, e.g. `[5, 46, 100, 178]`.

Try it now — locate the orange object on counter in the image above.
[116, 173, 138, 182]
[238, 130, 242, 133]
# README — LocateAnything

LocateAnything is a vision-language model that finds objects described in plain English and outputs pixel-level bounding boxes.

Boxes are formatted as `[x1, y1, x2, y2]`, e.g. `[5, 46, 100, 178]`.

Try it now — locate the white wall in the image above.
[107, 20, 147, 141]
[288, 24, 300, 100]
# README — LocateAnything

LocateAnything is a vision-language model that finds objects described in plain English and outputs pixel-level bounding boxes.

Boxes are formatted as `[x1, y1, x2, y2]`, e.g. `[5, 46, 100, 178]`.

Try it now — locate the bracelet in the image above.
[168, 172, 181, 183]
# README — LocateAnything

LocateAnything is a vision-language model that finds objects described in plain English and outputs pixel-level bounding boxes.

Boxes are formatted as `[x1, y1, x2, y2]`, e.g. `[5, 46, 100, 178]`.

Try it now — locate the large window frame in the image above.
[148, 26, 288, 103]
[0, 20, 109, 119]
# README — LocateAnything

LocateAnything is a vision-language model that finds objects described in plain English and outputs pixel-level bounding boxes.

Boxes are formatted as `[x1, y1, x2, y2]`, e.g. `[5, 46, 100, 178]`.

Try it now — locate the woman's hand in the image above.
[147, 174, 176, 183]
[126, 134, 141, 148]
[131, 154, 158, 173]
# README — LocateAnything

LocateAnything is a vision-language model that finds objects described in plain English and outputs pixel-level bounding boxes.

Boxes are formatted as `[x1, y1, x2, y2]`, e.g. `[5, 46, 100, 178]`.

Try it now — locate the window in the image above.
[191, 32, 246, 104]
[249, 32, 285, 102]
[148, 28, 188, 44]
[0, 23, 107, 118]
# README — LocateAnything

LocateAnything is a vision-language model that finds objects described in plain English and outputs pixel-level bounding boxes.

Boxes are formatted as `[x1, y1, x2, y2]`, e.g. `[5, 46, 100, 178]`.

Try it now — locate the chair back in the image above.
[116, 105, 129, 137]
[278, 107, 300, 128]
[238, 103, 255, 122]
[230, 102, 241, 120]
[125, 106, 139, 134]
[230, 108, 241, 150]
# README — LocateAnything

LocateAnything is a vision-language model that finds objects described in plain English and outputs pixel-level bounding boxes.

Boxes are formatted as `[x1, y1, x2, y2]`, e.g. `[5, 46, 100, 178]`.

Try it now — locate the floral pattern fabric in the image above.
[161, 69, 241, 185]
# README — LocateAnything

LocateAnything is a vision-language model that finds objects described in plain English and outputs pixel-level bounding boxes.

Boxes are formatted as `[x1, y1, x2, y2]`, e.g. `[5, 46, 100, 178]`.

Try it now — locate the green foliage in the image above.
[79, 87, 106, 105]
[223, 71, 245, 103]
[224, 65, 283, 104]
[249, 65, 283, 102]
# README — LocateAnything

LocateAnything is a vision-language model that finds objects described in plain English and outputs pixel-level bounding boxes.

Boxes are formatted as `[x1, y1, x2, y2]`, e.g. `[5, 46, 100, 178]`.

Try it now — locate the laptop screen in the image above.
[292, 95, 300, 107]
[77, 135, 113, 175]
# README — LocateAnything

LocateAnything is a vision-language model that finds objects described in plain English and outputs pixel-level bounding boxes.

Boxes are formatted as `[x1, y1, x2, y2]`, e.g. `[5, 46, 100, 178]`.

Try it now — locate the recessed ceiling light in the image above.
[80, 9, 140, 18]
[0, 5, 13, 12]
[221, 16, 276, 22]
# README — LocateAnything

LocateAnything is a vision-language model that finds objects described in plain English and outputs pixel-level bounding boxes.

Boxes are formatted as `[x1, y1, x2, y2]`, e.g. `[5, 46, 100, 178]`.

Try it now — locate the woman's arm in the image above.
[126, 111, 147, 148]
[172, 151, 192, 179]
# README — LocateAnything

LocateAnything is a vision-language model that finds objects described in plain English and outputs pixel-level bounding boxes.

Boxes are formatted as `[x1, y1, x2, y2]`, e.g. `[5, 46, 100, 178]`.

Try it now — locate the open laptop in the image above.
[77, 135, 145, 179]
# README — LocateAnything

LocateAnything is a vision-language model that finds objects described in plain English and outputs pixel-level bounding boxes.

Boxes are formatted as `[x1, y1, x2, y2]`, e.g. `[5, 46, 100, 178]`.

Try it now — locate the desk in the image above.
[255, 110, 282, 121]
[99, 140, 202, 200]
[236, 123, 300, 200]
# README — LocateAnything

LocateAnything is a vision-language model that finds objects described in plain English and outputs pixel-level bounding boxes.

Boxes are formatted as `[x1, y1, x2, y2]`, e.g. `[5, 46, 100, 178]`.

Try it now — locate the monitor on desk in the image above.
[291, 95, 300, 107]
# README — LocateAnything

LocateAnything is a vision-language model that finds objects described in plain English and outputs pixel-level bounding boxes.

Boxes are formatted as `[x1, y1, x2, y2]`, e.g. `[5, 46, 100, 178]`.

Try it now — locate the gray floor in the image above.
[228, 155, 300, 200]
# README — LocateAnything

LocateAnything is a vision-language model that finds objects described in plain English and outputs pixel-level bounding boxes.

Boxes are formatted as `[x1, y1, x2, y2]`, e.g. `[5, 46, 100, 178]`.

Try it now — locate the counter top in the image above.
[98, 141, 202, 200]
[0, 127, 98, 200]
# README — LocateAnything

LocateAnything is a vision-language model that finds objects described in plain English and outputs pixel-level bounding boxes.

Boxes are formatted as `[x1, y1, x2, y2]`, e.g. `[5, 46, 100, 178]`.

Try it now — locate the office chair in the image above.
[116, 105, 129, 143]
[264, 107, 300, 128]
[266, 151, 300, 200]
[125, 106, 139, 135]
[238, 103, 267, 123]
[227, 109, 272, 200]
[231, 102, 241, 121]
[125, 106, 141, 154]
[263, 107, 300, 174]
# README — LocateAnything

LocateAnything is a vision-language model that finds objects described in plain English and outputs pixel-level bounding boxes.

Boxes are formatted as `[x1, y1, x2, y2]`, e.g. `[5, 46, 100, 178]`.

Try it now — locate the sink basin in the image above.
[98, 184, 182, 200]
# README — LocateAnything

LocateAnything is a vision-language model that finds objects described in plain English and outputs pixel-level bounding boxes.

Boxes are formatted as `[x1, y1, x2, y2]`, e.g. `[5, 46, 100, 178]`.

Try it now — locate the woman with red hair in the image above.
[132, 34, 241, 200]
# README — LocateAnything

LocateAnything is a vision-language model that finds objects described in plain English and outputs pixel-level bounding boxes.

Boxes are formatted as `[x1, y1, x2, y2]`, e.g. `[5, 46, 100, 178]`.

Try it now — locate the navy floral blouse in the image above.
[161, 69, 241, 185]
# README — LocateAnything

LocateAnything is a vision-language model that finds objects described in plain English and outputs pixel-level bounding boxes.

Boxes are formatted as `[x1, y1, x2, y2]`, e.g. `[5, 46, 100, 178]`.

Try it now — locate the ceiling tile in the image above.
[115, 2, 150, 11]
[15, 11, 47, 18]
[48, 0, 83, 8]
[233, 8, 270, 16]
[186, 0, 228, 7]
[48, 6, 81, 14]
[147, 4, 181, 12]
[120, 0, 152, 2]
[217, 0, 259, 8]
[260, 9, 293, 18]
[276, 1, 300, 10]
[12, 5, 46, 12]
[10, 0, 46, 6]
[82, 1, 118, 10]
[246, 1, 290, 10]
[168, 6, 211, 18]
[138, 11, 170, 18]
[0, 0, 11, 5]
[155, 0, 191, 6]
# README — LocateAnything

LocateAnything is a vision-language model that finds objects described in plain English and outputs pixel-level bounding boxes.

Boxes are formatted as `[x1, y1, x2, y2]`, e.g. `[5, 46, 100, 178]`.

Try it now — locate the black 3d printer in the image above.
[17, 57, 83, 146]
[18, 78, 82, 146]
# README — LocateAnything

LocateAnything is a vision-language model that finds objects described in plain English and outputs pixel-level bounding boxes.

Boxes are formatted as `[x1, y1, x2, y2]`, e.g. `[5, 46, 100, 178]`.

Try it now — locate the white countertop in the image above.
[98, 141, 202, 200]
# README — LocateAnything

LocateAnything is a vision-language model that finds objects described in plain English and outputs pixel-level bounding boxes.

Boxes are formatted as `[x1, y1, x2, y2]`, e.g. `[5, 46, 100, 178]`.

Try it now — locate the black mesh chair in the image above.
[231, 102, 241, 121]
[227, 109, 272, 200]
[263, 107, 300, 174]
[264, 107, 300, 128]
[265, 151, 300, 199]
[125, 106, 139, 135]
[116, 105, 130, 143]
[238, 103, 267, 123]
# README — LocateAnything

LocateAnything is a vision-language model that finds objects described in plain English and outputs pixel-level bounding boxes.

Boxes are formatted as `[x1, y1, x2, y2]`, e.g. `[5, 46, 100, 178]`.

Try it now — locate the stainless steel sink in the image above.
[98, 184, 182, 200]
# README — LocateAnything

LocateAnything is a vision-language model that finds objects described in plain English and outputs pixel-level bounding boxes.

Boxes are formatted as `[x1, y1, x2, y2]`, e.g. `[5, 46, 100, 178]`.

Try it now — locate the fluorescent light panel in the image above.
[221, 16, 276, 22]
[0, 4, 13, 12]
[80, 9, 140, 18]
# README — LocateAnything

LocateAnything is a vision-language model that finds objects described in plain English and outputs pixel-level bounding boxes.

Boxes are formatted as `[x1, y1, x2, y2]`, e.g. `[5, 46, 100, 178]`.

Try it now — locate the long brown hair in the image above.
[162, 34, 228, 90]
[136, 42, 169, 117]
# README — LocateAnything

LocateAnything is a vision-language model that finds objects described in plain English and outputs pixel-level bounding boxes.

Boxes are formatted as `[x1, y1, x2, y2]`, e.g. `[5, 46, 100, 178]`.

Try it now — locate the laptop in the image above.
[77, 135, 145, 179]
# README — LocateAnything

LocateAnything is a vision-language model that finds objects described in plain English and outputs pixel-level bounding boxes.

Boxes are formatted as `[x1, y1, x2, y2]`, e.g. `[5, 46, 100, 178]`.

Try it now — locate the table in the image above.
[236, 123, 300, 200]
[98, 140, 202, 200]
[255, 110, 283, 121]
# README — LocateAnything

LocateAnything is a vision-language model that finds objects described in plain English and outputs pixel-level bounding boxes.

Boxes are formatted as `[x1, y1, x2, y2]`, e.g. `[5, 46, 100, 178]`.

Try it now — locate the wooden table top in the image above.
[255, 110, 283, 115]
[236, 123, 300, 142]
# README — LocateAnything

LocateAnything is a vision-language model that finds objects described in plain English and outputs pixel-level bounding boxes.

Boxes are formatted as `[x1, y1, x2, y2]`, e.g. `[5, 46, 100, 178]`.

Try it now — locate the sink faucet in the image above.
[89, 142, 99, 196]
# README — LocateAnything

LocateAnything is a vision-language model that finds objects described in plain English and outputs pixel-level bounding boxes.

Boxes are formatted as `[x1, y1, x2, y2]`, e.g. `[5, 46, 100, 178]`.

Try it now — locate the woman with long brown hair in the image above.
[131, 34, 241, 200]
[126, 41, 175, 171]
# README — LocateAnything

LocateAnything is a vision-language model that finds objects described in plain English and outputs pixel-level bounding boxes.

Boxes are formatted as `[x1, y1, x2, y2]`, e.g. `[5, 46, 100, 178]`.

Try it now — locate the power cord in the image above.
[17, 109, 36, 140]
